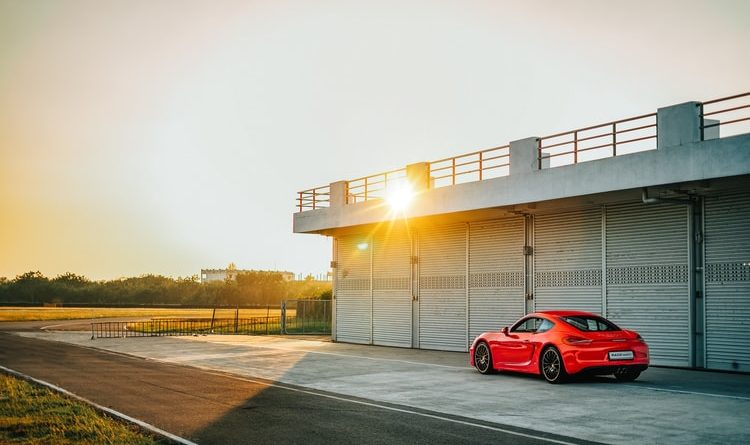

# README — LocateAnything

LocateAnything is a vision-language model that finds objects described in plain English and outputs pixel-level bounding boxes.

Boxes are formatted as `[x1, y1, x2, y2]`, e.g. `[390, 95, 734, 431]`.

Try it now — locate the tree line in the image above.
[0, 271, 332, 307]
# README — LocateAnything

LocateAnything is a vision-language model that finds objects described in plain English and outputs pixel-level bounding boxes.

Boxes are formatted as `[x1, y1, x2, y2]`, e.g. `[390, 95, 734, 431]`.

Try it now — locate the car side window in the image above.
[536, 318, 555, 333]
[511, 317, 543, 333]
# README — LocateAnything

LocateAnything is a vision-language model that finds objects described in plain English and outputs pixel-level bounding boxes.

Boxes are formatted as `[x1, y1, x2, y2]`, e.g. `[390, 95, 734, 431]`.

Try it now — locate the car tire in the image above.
[540, 346, 567, 384]
[614, 368, 641, 382]
[474, 342, 495, 375]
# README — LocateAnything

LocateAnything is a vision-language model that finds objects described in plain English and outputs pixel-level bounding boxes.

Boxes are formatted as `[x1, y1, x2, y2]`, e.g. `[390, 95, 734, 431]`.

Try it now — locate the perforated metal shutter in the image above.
[372, 226, 412, 348]
[704, 190, 750, 372]
[606, 203, 689, 367]
[534, 209, 603, 314]
[418, 223, 467, 351]
[335, 234, 371, 344]
[468, 217, 525, 342]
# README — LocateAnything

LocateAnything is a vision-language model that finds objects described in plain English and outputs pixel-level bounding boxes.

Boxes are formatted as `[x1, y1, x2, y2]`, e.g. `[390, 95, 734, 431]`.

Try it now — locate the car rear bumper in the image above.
[562, 342, 649, 375]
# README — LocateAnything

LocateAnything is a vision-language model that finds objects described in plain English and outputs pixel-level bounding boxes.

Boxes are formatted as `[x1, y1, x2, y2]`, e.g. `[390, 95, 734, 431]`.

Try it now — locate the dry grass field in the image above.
[0, 307, 288, 322]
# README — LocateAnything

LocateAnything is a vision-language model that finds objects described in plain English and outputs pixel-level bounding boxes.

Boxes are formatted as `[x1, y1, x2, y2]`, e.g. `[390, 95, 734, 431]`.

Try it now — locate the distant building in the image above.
[200, 269, 294, 283]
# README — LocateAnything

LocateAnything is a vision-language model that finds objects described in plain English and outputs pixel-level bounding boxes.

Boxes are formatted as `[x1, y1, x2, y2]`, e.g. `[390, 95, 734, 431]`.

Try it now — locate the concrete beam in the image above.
[329, 181, 348, 207]
[657, 101, 702, 148]
[510, 137, 540, 175]
[703, 118, 720, 140]
[406, 162, 431, 192]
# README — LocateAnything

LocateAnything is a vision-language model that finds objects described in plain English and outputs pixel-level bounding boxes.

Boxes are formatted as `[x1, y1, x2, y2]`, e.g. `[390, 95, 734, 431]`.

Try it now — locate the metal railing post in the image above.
[612, 122, 617, 156]
[573, 130, 579, 164]
[478, 151, 483, 180]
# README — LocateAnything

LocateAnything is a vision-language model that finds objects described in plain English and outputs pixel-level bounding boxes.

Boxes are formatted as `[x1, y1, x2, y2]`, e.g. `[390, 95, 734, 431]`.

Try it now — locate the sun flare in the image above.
[386, 182, 415, 214]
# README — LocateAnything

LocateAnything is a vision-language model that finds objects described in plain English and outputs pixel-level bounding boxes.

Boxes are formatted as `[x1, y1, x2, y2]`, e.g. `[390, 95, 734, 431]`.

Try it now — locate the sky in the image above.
[1, 0, 749, 280]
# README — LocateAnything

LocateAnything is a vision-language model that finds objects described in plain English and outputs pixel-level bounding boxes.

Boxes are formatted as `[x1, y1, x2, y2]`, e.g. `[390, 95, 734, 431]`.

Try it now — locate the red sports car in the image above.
[469, 310, 649, 383]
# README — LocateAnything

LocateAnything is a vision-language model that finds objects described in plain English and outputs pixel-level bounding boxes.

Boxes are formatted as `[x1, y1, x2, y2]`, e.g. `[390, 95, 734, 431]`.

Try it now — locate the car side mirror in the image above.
[501, 326, 509, 336]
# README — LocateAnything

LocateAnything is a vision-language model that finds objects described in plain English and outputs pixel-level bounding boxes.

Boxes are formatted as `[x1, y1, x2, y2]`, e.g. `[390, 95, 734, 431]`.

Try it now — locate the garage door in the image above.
[335, 234, 371, 344]
[606, 203, 690, 367]
[418, 223, 467, 351]
[468, 217, 525, 342]
[372, 226, 412, 348]
[704, 190, 750, 372]
[534, 208, 603, 314]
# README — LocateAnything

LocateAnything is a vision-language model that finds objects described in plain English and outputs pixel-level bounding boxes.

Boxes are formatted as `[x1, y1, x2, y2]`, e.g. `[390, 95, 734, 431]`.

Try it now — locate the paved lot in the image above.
[0, 333, 596, 445]
[5, 321, 750, 444]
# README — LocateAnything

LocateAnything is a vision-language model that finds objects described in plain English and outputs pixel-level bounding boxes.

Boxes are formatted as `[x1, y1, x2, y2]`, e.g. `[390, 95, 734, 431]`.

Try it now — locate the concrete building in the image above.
[293, 93, 750, 372]
[200, 269, 295, 283]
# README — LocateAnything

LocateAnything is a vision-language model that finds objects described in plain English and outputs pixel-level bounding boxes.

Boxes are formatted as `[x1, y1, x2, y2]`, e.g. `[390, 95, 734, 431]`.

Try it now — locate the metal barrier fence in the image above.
[91, 317, 284, 339]
[92, 301, 333, 338]
[281, 299, 332, 334]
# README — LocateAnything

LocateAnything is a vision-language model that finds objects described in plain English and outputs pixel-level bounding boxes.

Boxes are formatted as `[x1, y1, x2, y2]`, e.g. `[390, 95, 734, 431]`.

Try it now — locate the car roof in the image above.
[535, 310, 598, 317]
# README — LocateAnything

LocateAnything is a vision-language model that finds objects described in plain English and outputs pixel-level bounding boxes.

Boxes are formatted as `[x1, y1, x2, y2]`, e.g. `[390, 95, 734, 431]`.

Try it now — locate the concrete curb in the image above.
[0, 365, 198, 445]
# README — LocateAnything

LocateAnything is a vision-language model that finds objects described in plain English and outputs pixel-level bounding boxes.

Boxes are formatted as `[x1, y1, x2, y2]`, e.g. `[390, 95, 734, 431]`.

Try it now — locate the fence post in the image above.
[266, 304, 270, 335]
[281, 300, 287, 334]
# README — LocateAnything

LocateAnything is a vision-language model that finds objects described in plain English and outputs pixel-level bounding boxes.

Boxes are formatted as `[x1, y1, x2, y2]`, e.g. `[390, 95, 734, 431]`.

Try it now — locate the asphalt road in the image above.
[0, 332, 601, 445]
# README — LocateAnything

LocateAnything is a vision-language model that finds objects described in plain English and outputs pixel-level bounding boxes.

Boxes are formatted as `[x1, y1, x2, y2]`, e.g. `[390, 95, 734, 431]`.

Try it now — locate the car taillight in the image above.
[563, 336, 592, 345]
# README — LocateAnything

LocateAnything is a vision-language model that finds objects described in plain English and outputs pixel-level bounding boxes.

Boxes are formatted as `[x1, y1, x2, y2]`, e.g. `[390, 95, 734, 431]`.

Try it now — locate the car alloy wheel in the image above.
[474, 342, 494, 374]
[541, 346, 566, 383]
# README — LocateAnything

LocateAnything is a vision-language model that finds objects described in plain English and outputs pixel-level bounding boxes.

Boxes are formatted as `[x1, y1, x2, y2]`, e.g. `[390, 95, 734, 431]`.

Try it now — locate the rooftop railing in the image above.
[295, 91, 749, 212]
[701, 92, 750, 139]
[347, 168, 407, 204]
[430, 145, 510, 189]
[297, 185, 330, 212]
[538, 113, 657, 169]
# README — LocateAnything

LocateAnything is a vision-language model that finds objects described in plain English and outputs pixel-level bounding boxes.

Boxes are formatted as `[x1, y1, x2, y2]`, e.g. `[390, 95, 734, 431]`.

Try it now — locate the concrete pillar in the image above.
[406, 162, 431, 192]
[657, 101, 702, 148]
[510, 137, 541, 175]
[329, 180, 348, 207]
[703, 118, 720, 140]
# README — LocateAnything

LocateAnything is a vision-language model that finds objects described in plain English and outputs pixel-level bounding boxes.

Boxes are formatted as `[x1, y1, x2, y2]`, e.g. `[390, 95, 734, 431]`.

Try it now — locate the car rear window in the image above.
[561, 316, 620, 332]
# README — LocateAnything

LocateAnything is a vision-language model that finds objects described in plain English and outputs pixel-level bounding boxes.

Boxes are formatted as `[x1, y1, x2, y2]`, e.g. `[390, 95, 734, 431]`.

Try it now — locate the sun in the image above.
[386, 182, 415, 214]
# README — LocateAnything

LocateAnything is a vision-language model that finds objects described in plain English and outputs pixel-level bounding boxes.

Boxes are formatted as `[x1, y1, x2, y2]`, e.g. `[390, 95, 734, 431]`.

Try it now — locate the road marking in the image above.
[622, 384, 750, 401]
[0, 365, 199, 445]
[182, 337, 469, 370]
[41, 322, 77, 330]
[199, 369, 588, 445]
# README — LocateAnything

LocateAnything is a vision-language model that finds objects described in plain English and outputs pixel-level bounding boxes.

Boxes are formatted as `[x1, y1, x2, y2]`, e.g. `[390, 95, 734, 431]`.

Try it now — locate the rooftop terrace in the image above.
[296, 92, 749, 214]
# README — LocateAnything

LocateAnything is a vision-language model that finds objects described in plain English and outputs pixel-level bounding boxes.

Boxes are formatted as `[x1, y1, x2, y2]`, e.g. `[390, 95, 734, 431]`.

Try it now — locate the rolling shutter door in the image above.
[704, 190, 750, 372]
[468, 217, 525, 342]
[418, 223, 467, 351]
[335, 234, 371, 344]
[606, 203, 689, 367]
[372, 226, 412, 348]
[534, 209, 603, 314]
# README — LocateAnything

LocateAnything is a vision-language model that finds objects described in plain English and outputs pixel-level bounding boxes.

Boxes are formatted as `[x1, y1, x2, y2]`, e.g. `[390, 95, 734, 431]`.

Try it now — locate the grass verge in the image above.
[0, 373, 171, 445]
